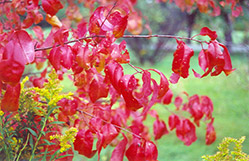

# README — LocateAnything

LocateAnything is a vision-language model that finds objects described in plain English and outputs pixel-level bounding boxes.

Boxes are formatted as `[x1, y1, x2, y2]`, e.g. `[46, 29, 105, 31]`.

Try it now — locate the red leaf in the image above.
[75, 42, 91, 69]
[108, 11, 128, 38]
[197, 0, 209, 13]
[232, 6, 243, 17]
[88, 7, 113, 36]
[111, 40, 130, 63]
[89, 6, 128, 38]
[101, 123, 119, 148]
[149, 69, 169, 99]
[184, 95, 204, 126]
[1, 83, 21, 112]
[105, 62, 124, 94]
[162, 89, 173, 105]
[73, 129, 96, 158]
[176, 119, 197, 146]
[145, 141, 158, 161]
[169, 72, 180, 84]
[218, 43, 235, 76]
[153, 119, 169, 140]
[76, 20, 87, 38]
[127, 12, 143, 35]
[126, 139, 145, 161]
[141, 79, 159, 115]
[171, 40, 194, 79]
[209, 0, 221, 16]
[198, 49, 209, 72]
[174, 96, 183, 110]
[135, 71, 153, 99]
[110, 134, 128, 161]
[0, 41, 25, 85]
[194, 41, 235, 78]
[60, 45, 73, 70]
[42, 0, 63, 16]
[48, 45, 73, 71]
[199, 27, 217, 40]
[58, 111, 68, 122]
[168, 114, 180, 131]
[206, 118, 216, 145]
[57, 98, 78, 116]
[30, 76, 48, 88]
[126, 139, 158, 161]
[89, 76, 109, 103]
[53, 27, 69, 46]
[11, 30, 35, 64]
[33, 26, 44, 42]
[119, 75, 142, 111]
[48, 47, 61, 71]
[200, 96, 213, 119]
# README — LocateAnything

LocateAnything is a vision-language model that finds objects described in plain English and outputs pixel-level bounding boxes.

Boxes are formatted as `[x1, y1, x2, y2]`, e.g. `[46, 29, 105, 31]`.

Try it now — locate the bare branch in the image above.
[34, 34, 204, 51]
[78, 110, 143, 139]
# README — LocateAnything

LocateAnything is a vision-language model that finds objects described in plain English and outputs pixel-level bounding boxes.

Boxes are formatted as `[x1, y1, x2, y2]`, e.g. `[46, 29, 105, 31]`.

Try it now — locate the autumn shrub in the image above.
[0, 0, 244, 161]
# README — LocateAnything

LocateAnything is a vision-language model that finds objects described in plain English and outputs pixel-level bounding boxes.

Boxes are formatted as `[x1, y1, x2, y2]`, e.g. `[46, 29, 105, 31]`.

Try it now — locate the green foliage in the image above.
[202, 136, 249, 161]
[0, 70, 74, 161]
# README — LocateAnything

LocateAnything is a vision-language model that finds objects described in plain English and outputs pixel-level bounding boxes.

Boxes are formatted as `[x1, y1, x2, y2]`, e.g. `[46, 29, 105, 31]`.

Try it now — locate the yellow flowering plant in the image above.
[0, 71, 75, 161]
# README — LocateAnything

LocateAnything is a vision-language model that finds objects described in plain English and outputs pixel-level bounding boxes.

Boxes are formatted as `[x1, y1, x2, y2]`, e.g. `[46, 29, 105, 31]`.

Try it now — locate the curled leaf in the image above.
[199, 27, 217, 40]
[1, 83, 21, 112]
[110, 134, 128, 161]
[73, 129, 96, 158]
[42, 0, 63, 16]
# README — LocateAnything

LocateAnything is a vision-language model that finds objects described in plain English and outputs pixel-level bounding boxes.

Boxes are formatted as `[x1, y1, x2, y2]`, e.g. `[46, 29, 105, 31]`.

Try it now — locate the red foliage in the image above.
[42, 0, 63, 16]
[1, 83, 21, 112]
[170, 40, 194, 84]
[73, 129, 96, 158]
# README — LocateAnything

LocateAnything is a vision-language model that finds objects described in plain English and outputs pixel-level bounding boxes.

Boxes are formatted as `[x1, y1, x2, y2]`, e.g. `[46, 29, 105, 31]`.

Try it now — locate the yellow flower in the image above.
[49, 127, 78, 153]
[0, 110, 4, 117]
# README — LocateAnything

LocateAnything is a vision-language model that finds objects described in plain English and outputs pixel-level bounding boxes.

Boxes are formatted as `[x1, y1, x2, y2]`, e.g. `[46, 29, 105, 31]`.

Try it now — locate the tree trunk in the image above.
[222, 11, 233, 52]
[186, 10, 198, 44]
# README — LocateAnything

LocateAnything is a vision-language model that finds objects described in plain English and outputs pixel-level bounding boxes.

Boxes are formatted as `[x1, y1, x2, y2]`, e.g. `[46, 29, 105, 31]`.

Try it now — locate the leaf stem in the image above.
[29, 109, 50, 161]
[16, 134, 30, 161]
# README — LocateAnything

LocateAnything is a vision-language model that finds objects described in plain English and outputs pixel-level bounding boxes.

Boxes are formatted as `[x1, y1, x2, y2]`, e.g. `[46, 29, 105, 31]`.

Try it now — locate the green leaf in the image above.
[41, 149, 48, 161]
[47, 106, 60, 116]
[56, 154, 73, 159]
[49, 149, 60, 161]
[41, 131, 46, 136]
[41, 139, 56, 146]
[5, 113, 12, 120]
[24, 128, 37, 137]
[29, 135, 34, 149]
[48, 121, 65, 125]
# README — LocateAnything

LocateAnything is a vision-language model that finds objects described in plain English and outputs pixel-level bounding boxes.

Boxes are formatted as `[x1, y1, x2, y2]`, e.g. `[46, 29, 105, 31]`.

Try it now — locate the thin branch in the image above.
[128, 63, 143, 73]
[100, 1, 118, 28]
[78, 110, 143, 139]
[34, 34, 204, 52]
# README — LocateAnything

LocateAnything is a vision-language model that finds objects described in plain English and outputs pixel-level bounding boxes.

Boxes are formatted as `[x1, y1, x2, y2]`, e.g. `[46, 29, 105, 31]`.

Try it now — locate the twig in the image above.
[78, 110, 143, 139]
[100, 1, 118, 28]
[34, 34, 204, 52]
[128, 63, 143, 73]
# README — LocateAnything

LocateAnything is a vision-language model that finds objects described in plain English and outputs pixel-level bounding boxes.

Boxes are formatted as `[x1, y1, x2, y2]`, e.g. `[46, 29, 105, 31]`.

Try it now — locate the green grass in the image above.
[144, 54, 249, 161]
[59, 53, 249, 161]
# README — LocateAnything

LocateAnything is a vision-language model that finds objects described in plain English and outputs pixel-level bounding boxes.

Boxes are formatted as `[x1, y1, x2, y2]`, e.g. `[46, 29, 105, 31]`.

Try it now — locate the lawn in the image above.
[58, 53, 249, 161]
